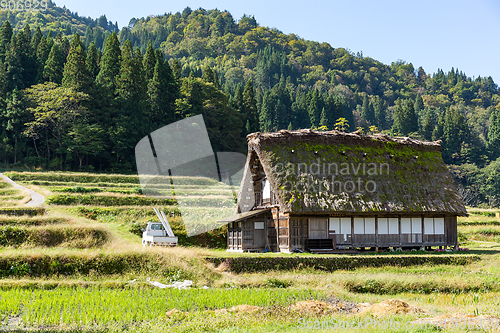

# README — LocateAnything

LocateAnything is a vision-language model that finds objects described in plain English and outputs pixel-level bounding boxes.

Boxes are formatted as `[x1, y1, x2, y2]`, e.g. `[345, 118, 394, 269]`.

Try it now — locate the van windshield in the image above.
[150, 224, 164, 230]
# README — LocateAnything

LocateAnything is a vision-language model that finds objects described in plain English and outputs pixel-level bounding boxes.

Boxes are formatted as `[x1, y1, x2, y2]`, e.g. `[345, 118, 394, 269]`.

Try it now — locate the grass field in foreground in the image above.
[0, 171, 500, 332]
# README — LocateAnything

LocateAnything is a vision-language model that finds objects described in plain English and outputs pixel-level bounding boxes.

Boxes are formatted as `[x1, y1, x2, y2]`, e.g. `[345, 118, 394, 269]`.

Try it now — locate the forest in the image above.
[0, 4, 499, 207]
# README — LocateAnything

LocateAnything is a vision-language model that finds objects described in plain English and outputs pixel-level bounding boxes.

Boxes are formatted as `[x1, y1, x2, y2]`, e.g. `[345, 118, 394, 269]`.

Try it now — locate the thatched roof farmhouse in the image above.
[222, 129, 466, 253]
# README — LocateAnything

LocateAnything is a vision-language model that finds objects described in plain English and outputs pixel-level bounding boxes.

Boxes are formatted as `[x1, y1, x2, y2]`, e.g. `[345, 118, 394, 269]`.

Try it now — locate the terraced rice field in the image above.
[0, 171, 499, 332]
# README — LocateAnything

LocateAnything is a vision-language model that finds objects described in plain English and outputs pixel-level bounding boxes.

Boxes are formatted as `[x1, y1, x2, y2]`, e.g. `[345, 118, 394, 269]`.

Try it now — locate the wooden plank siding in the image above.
[273, 214, 457, 252]
[229, 211, 458, 252]
[227, 213, 271, 252]
[445, 216, 458, 247]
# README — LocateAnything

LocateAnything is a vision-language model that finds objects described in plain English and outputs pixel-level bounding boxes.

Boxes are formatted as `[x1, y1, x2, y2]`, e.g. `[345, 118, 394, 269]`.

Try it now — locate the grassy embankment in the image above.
[0, 171, 499, 332]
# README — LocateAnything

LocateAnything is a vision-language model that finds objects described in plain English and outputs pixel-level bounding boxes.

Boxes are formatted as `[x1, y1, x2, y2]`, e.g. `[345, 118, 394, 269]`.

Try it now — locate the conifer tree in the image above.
[5, 35, 23, 91]
[170, 59, 181, 81]
[259, 91, 272, 133]
[43, 43, 64, 84]
[143, 41, 156, 82]
[154, 49, 163, 63]
[0, 59, 5, 95]
[116, 41, 147, 127]
[404, 99, 419, 134]
[414, 94, 424, 115]
[442, 107, 467, 162]
[202, 65, 216, 84]
[96, 32, 121, 93]
[110, 40, 148, 166]
[274, 97, 287, 130]
[84, 25, 94, 48]
[319, 107, 328, 128]
[372, 96, 386, 129]
[86, 42, 99, 80]
[30, 27, 43, 58]
[163, 59, 180, 109]
[361, 94, 375, 124]
[488, 108, 500, 158]
[392, 99, 418, 135]
[212, 70, 220, 89]
[62, 34, 91, 92]
[243, 80, 259, 133]
[232, 83, 243, 112]
[147, 59, 177, 129]
[17, 25, 37, 87]
[422, 110, 434, 141]
[36, 36, 50, 83]
[0, 21, 13, 63]
[246, 119, 251, 133]
[432, 114, 445, 141]
[307, 89, 321, 128]
[392, 99, 404, 135]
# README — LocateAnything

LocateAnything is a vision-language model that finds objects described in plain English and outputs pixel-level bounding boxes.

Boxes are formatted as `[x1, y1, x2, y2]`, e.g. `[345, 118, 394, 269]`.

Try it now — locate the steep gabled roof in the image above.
[243, 129, 466, 215]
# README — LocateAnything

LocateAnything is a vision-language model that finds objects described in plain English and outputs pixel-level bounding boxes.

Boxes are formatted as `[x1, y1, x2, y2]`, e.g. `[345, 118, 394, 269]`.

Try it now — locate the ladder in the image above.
[153, 207, 175, 237]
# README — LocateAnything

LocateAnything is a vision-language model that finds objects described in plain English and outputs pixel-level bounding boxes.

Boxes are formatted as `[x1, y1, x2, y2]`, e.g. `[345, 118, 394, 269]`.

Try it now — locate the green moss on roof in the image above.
[248, 130, 466, 215]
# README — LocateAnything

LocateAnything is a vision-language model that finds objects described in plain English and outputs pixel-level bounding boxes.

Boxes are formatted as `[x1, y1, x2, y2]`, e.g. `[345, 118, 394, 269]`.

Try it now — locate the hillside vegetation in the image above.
[0, 5, 499, 206]
[0, 171, 499, 331]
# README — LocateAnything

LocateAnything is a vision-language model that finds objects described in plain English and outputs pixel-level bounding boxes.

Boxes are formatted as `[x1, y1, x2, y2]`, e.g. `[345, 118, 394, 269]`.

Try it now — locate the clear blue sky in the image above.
[56, 0, 500, 85]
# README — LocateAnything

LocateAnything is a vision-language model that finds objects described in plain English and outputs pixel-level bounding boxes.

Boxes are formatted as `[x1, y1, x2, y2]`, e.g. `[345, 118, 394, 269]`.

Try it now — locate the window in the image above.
[151, 223, 164, 230]
[378, 218, 388, 235]
[388, 218, 399, 234]
[424, 217, 445, 235]
[329, 217, 339, 232]
[365, 217, 376, 234]
[254, 222, 264, 229]
[353, 217, 364, 234]
[401, 218, 411, 233]
[435, 218, 444, 234]
[341, 218, 351, 234]
[263, 180, 270, 199]
[412, 217, 422, 233]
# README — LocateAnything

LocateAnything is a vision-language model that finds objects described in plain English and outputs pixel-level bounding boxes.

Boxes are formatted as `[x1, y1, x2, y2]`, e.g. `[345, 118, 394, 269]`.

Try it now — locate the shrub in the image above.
[343, 278, 494, 294]
[4, 172, 140, 184]
[59, 186, 102, 193]
[205, 255, 480, 273]
[0, 226, 107, 248]
[46, 194, 176, 206]
[0, 208, 45, 216]
[0, 253, 179, 277]
[0, 216, 67, 226]
[264, 278, 292, 288]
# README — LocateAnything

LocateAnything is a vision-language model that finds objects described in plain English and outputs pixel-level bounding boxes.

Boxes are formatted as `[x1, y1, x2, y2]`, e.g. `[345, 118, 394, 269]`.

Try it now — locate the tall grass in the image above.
[4, 172, 140, 184]
[0, 287, 324, 327]
[46, 194, 176, 206]
[0, 215, 68, 226]
[0, 225, 108, 248]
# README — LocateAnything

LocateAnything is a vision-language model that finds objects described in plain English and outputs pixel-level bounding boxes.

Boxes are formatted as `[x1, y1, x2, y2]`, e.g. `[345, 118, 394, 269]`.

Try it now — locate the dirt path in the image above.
[0, 172, 45, 206]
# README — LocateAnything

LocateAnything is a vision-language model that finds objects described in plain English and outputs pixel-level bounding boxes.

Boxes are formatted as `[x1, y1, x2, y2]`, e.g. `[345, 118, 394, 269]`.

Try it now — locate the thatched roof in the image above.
[241, 129, 466, 216]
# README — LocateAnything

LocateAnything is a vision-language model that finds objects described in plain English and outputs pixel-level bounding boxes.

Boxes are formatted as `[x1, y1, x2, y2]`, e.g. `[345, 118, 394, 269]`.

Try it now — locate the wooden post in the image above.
[264, 214, 268, 250]
[351, 216, 354, 250]
[398, 216, 402, 248]
[276, 209, 280, 252]
[421, 215, 425, 247]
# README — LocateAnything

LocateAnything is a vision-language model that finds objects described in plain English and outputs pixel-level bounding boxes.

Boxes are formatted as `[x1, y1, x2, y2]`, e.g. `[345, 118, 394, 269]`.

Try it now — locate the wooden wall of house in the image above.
[280, 214, 459, 251]
[271, 207, 291, 252]
[267, 213, 278, 252]
[227, 214, 269, 252]
[445, 216, 457, 246]
[229, 211, 458, 252]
